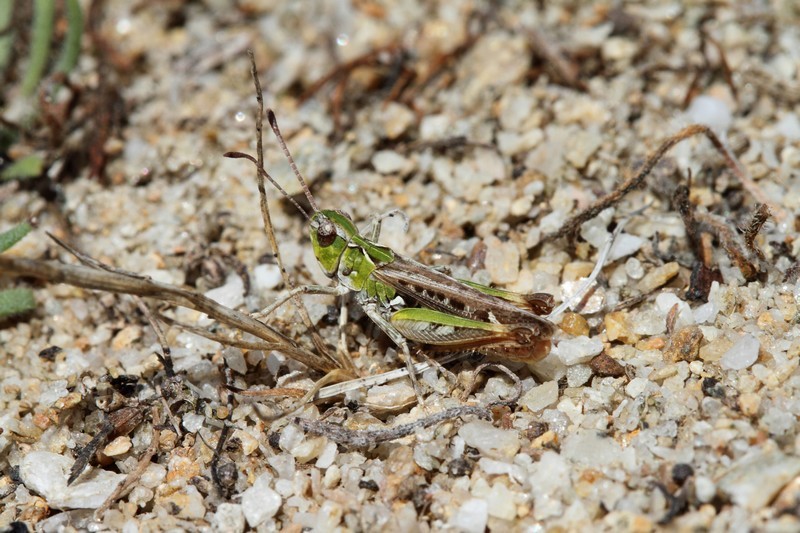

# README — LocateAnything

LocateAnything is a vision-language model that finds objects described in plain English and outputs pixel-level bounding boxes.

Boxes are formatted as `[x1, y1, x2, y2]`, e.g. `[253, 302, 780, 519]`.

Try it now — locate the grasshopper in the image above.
[225, 65, 556, 399]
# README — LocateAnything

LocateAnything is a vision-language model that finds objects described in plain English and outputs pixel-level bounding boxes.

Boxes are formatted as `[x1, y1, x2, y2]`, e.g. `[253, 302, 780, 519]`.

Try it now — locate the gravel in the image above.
[2, 0, 800, 530]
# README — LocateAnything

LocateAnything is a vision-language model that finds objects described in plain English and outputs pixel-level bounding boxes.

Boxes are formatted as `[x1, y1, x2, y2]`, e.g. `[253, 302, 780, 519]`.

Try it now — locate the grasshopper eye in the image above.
[316, 217, 337, 247]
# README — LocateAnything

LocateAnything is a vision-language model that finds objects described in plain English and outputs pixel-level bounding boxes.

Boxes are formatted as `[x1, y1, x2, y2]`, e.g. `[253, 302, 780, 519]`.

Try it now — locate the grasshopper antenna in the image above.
[267, 109, 320, 213]
[224, 151, 309, 219]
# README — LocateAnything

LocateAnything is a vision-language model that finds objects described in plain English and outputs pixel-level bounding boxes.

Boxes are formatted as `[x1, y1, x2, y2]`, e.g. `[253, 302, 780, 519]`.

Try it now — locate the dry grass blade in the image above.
[295, 405, 492, 447]
[0, 254, 335, 372]
[543, 124, 783, 242]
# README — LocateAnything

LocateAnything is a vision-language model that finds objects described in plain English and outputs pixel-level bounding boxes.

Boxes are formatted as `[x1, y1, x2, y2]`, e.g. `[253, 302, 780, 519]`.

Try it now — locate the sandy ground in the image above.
[2, 1, 800, 531]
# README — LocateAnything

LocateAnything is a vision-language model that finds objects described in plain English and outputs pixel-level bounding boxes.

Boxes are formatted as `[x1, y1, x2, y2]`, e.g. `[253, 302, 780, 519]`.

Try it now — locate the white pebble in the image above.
[253, 263, 282, 292]
[776, 113, 800, 141]
[315, 441, 338, 469]
[291, 437, 327, 463]
[624, 257, 644, 280]
[39, 380, 69, 407]
[561, 430, 622, 468]
[372, 150, 410, 174]
[486, 482, 516, 520]
[20, 451, 126, 509]
[420, 114, 450, 140]
[213, 503, 246, 533]
[366, 382, 416, 409]
[279, 424, 305, 453]
[685, 95, 732, 136]
[625, 377, 650, 398]
[223, 347, 248, 375]
[695, 475, 716, 503]
[241, 473, 282, 527]
[458, 421, 520, 457]
[520, 380, 559, 412]
[607, 233, 645, 262]
[181, 413, 205, 434]
[315, 500, 344, 531]
[718, 450, 800, 510]
[566, 364, 593, 388]
[204, 274, 244, 310]
[450, 498, 488, 533]
[720, 334, 760, 370]
[554, 336, 603, 366]
[478, 458, 523, 481]
[484, 236, 520, 285]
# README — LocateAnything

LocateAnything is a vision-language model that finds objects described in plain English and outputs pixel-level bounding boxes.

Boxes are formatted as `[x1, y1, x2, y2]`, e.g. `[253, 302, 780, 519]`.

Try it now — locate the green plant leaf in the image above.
[1, 155, 43, 180]
[0, 287, 36, 318]
[0, 0, 13, 73]
[56, 0, 83, 74]
[21, 0, 55, 96]
[0, 222, 32, 253]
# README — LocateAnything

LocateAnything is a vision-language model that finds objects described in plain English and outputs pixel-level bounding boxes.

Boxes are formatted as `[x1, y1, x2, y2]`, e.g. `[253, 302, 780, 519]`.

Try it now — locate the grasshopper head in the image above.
[309, 210, 357, 277]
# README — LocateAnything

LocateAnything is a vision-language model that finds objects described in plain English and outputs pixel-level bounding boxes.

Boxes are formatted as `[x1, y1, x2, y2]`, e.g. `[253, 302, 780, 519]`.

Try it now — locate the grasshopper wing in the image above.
[390, 308, 552, 362]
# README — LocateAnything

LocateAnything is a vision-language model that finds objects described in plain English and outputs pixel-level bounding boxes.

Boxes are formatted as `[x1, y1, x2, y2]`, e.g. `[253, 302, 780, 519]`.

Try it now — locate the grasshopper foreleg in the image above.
[363, 209, 409, 242]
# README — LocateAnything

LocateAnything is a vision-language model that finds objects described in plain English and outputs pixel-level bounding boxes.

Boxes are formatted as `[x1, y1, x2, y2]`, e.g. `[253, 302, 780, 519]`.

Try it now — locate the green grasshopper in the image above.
[226, 107, 555, 398]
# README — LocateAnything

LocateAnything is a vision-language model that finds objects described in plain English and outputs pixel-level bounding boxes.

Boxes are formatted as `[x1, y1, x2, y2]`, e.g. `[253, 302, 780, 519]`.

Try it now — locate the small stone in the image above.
[450, 498, 488, 533]
[53, 392, 82, 410]
[323, 464, 341, 488]
[699, 337, 733, 363]
[39, 380, 69, 407]
[487, 482, 517, 520]
[232, 429, 259, 456]
[315, 441, 338, 469]
[604, 311, 638, 344]
[562, 262, 594, 282]
[738, 392, 761, 416]
[625, 377, 650, 398]
[223, 347, 248, 375]
[291, 437, 327, 464]
[253, 263, 282, 292]
[372, 150, 411, 175]
[377, 102, 415, 139]
[555, 336, 604, 366]
[589, 353, 625, 377]
[241, 473, 282, 527]
[720, 334, 760, 370]
[665, 326, 704, 362]
[686, 95, 732, 136]
[637, 262, 680, 293]
[162, 485, 205, 519]
[560, 312, 589, 337]
[607, 233, 646, 262]
[205, 274, 245, 310]
[20, 451, 125, 510]
[484, 236, 520, 285]
[103, 436, 132, 457]
[213, 503, 246, 533]
[111, 325, 142, 350]
[366, 382, 416, 409]
[181, 413, 205, 434]
[718, 450, 800, 511]
[520, 380, 559, 412]
[625, 257, 645, 280]
[315, 500, 344, 531]
[566, 364, 593, 387]
[602, 37, 638, 63]
[458, 421, 520, 458]
[695, 475, 716, 503]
